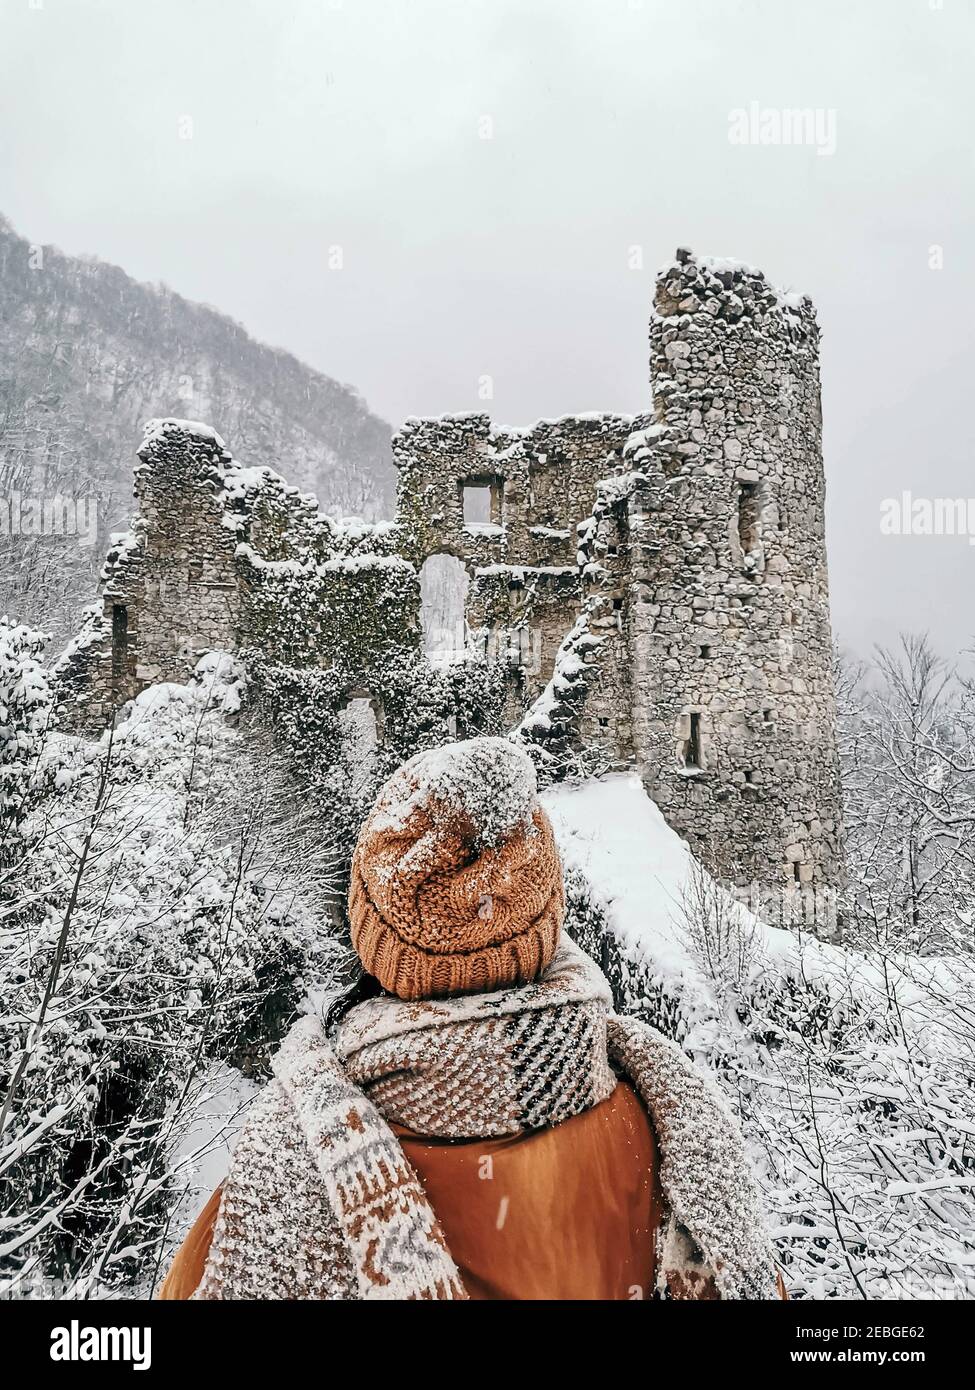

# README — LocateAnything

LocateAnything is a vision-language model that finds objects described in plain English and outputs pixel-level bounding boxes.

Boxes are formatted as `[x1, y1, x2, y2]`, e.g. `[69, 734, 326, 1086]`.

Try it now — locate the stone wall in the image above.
[55, 420, 242, 724]
[392, 411, 650, 722]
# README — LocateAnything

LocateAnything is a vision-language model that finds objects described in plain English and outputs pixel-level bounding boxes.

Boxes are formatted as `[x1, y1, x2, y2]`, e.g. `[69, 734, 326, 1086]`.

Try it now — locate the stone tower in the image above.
[623, 251, 843, 921]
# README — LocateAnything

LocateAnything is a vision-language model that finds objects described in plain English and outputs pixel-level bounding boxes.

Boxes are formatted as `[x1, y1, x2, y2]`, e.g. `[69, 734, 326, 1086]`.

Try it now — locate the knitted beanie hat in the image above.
[349, 737, 565, 1000]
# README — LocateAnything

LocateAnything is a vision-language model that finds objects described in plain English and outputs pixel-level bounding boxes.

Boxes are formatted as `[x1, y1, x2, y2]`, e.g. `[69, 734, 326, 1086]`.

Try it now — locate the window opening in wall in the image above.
[463, 485, 492, 524]
[188, 560, 203, 583]
[686, 712, 701, 769]
[111, 604, 128, 680]
[460, 475, 502, 528]
[678, 710, 702, 772]
[420, 553, 469, 666]
[700, 644, 711, 659]
[737, 481, 762, 556]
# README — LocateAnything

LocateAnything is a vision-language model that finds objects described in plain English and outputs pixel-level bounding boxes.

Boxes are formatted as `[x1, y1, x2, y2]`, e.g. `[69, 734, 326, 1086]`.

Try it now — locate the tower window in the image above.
[737, 481, 762, 555]
[678, 710, 703, 772]
[111, 603, 128, 680]
[685, 712, 702, 769]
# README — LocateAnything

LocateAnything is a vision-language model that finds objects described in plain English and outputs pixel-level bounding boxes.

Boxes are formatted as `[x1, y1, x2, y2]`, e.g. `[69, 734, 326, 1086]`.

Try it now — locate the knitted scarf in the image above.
[195, 939, 778, 1301]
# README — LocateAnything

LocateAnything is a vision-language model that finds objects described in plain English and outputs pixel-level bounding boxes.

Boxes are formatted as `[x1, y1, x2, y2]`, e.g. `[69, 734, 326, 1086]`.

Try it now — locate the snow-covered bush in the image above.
[736, 948, 975, 1299]
[0, 618, 53, 870]
[515, 612, 614, 785]
[250, 648, 507, 889]
[838, 635, 975, 956]
[0, 655, 345, 1296]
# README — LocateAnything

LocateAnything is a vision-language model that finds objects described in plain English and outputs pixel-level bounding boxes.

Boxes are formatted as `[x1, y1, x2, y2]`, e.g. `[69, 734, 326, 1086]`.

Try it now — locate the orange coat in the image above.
[162, 1081, 660, 1300]
[160, 1080, 786, 1300]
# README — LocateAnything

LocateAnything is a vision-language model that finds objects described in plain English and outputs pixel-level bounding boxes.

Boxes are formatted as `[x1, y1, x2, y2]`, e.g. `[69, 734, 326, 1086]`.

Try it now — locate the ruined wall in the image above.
[56, 418, 421, 716]
[54, 418, 505, 787]
[55, 421, 242, 724]
[56, 250, 846, 934]
[392, 411, 648, 722]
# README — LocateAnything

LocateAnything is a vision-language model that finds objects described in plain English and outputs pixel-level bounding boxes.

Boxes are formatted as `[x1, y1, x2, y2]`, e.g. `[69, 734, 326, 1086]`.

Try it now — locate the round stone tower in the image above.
[630, 249, 844, 933]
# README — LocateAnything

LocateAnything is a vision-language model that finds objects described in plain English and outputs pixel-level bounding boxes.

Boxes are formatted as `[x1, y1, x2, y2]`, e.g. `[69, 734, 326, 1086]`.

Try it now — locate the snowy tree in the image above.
[838, 635, 975, 956]
[0, 618, 53, 871]
[0, 655, 347, 1296]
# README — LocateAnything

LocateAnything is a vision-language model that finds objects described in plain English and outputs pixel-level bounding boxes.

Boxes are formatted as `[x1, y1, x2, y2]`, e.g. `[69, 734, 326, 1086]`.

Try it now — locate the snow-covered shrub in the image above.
[0, 655, 345, 1296]
[0, 618, 53, 870]
[250, 648, 507, 901]
[732, 947, 975, 1299]
[837, 635, 975, 957]
[677, 854, 760, 1017]
[563, 864, 688, 1043]
[514, 612, 613, 785]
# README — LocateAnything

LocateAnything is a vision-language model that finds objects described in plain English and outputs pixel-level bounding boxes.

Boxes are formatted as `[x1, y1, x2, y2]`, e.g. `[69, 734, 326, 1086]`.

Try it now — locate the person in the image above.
[160, 736, 784, 1301]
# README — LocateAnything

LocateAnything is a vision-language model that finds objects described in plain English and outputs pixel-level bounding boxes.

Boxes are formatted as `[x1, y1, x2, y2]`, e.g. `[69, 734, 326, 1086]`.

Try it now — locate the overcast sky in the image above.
[2, 0, 972, 657]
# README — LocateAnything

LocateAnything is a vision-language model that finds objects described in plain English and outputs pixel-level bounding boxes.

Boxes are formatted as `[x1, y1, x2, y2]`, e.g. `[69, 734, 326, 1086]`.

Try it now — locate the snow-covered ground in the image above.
[544, 773, 702, 981]
[545, 772, 930, 1036]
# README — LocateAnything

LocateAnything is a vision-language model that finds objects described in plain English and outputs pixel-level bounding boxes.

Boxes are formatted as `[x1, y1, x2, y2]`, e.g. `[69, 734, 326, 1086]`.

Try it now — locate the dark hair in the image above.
[323, 967, 386, 1033]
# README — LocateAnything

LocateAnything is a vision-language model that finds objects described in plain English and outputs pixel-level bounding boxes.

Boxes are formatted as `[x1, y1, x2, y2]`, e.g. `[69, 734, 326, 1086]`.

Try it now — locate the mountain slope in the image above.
[0, 215, 396, 636]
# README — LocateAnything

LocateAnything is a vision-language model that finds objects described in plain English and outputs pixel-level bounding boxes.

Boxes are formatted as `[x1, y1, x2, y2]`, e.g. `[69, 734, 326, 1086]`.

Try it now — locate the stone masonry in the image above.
[56, 250, 845, 935]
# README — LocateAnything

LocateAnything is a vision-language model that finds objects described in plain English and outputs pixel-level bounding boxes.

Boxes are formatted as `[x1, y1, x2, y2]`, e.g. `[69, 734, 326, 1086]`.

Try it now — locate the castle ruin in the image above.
[57, 250, 845, 935]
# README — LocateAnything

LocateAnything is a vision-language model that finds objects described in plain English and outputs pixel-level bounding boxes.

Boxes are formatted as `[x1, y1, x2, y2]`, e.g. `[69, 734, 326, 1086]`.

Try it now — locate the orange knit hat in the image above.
[348, 737, 564, 1000]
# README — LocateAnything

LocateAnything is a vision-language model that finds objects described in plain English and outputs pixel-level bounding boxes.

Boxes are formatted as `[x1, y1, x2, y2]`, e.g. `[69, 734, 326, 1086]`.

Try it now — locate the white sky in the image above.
[2, 0, 973, 657]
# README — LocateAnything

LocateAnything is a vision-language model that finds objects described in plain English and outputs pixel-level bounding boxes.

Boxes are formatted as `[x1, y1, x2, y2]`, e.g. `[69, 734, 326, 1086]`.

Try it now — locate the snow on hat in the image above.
[348, 737, 564, 1000]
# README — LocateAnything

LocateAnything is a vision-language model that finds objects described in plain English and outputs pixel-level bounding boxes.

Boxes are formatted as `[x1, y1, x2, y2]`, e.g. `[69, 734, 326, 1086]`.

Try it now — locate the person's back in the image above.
[161, 737, 782, 1302]
[393, 1079, 663, 1300]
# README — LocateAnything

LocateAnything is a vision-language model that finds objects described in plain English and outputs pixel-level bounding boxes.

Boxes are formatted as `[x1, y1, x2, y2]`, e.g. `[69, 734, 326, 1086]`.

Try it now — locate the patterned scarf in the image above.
[195, 939, 778, 1300]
